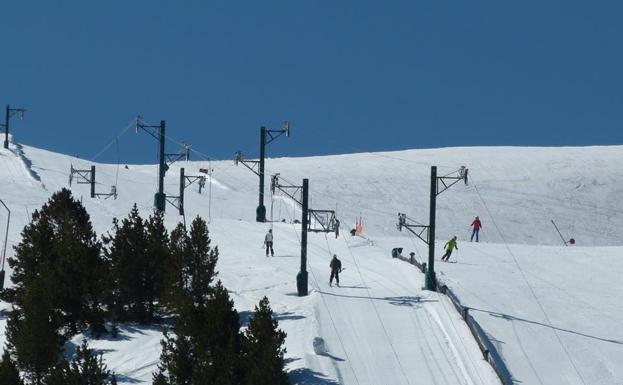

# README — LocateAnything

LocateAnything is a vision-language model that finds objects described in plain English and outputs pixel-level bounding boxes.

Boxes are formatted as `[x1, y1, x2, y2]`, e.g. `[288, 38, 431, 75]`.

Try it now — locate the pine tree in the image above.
[44, 340, 113, 385]
[241, 296, 290, 385]
[69, 339, 111, 385]
[161, 224, 187, 312]
[156, 282, 241, 385]
[185, 216, 218, 306]
[161, 217, 218, 313]
[152, 370, 168, 385]
[6, 277, 64, 385]
[0, 349, 23, 385]
[145, 209, 169, 318]
[196, 281, 241, 385]
[1, 188, 106, 335]
[104, 204, 150, 323]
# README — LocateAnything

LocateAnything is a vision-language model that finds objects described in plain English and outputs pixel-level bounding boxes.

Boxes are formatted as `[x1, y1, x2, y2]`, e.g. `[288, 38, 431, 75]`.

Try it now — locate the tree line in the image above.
[0, 188, 290, 385]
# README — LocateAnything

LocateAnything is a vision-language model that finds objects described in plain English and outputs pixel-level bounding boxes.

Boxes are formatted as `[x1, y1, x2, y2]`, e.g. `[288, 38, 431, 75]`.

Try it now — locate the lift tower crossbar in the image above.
[271, 173, 339, 234]
[165, 167, 207, 216]
[234, 122, 290, 222]
[69, 165, 117, 199]
[1, 104, 26, 150]
[397, 166, 468, 290]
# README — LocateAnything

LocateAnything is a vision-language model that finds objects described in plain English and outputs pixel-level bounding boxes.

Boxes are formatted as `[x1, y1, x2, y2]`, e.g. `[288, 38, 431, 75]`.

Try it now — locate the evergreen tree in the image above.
[156, 281, 241, 385]
[145, 210, 169, 318]
[45, 361, 77, 385]
[104, 204, 150, 323]
[161, 217, 218, 313]
[160, 224, 187, 312]
[0, 349, 23, 385]
[152, 371, 168, 385]
[241, 296, 290, 385]
[69, 339, 111, 385]
[6, 277, 64, 385]
[44, 340, 113, 385]
[185, 216, 218, 306]
[196, 281, 241, 385]
[1, 188, 106, 335]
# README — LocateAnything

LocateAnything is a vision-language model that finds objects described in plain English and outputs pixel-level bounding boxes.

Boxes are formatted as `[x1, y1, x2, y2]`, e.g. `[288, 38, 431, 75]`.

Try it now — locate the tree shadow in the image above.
[239, 310, 305, 327]
[90, 323, 166, 342]
[316, 352, 345, 362]
[288, 367, 340, 385]
[334, 285, 370, 289]
[318, 291, 438, 307]
[470, 307, 623, 345]
[114, 373, 142, 384]
[275, 312, 306, 322]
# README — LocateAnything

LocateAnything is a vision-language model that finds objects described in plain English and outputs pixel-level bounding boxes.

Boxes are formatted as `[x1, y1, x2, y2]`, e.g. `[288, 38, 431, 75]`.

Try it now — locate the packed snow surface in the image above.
[1, 139, 622, 384]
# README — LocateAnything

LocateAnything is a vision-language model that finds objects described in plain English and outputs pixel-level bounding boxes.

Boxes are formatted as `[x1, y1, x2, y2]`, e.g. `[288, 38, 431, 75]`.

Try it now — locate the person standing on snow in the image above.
[470, 216, 482, 242]
[441, 236, 458, 262]
[329, 254, 342, 287]
[264, 229, 274, 257]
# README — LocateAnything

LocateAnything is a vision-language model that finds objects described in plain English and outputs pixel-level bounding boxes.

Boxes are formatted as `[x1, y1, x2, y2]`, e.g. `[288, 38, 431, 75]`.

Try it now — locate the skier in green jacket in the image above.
[441, 236, 458, 262]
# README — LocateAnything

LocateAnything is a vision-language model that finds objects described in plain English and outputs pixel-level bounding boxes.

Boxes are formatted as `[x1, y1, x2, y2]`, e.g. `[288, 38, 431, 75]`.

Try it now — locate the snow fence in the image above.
[392, 251, 514, 385]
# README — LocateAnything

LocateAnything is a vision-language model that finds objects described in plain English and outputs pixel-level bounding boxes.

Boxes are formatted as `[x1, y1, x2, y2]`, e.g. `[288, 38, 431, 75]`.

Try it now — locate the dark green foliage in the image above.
[152, 371, 168, 385]
[161, 217, 218, 313]
[160, 224, 186, 311]
[6, 277, 64, 385]
[1, 188, 106, 335]
[0, 349, 23, 385]
[44, 361, 75, 385]
[44, 340, 113, 385]
[104, 204, 150, 323]
[185, 216, 218, 306]
[156, 281, 241, 385]
[145, 210, 169, 318]
[241, 297, 290, 385]
[69, 339, 111, 385]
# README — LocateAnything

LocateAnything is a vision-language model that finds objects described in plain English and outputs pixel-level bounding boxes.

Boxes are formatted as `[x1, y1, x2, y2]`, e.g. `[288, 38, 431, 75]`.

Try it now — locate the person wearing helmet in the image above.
[441, 236, 458, 262]
[329, 254, 342, 287]
[264, 229, 274, 257]
[470, 216, 482, 242]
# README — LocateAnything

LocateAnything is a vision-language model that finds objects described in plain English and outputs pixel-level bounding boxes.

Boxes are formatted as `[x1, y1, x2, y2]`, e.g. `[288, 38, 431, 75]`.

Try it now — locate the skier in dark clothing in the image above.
[441, 236, 458, 262]
[329, 254, 342, 287]
[470, 216, 482, 242]
[264, 229, 274, 257]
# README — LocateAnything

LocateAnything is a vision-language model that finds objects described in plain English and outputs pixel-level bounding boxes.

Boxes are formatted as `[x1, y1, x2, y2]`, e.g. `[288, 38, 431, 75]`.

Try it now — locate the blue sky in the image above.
[1, 1, 622, 164]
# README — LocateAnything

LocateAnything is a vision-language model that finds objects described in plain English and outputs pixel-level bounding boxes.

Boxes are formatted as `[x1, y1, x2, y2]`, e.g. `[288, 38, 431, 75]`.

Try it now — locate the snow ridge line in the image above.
[392, 253, 514, 385]
[437, 283, 514, 385]
[11, 142, 46, 189]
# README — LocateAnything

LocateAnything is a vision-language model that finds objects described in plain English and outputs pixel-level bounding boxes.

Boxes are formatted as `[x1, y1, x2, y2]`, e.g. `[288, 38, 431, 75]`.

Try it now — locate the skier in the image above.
[329, 254, 342, 287]
[441, 236, 458, 262]
[334, 218, 340, 239]
[470, 216, 482, 242]
[264, 229, 274, 257]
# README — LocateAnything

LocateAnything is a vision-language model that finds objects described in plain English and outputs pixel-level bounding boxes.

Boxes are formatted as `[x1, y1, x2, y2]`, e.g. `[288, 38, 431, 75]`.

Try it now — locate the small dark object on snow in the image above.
[391, 247, 403, 259]
[350, 229, 356, 236]
[569, 238, 575, 245]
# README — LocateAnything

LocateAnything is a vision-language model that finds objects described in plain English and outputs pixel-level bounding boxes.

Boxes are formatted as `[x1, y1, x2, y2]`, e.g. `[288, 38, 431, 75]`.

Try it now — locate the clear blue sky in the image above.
[1, 1, 622, 164]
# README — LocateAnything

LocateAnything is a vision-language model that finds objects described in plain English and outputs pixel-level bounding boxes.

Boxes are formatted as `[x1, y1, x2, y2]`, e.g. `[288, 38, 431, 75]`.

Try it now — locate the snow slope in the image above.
[1, 138, 622, 384]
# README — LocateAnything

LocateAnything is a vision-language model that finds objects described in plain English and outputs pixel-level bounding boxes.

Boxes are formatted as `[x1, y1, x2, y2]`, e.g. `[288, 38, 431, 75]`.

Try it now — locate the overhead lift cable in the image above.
[281, 208, 362, 385]
[471, 177, 588, 385]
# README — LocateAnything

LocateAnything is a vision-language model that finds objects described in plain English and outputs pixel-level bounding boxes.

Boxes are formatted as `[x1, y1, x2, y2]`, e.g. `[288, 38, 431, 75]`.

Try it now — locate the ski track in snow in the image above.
[2, 144, 623, 384]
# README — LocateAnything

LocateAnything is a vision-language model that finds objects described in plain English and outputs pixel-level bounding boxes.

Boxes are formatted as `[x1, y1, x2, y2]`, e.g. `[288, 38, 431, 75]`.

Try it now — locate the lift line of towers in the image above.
[1, 108, 469, 294]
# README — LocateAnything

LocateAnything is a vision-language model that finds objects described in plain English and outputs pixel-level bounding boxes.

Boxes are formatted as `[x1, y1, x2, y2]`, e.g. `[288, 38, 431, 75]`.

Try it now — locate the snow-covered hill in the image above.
[1, 138, 622, 384]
